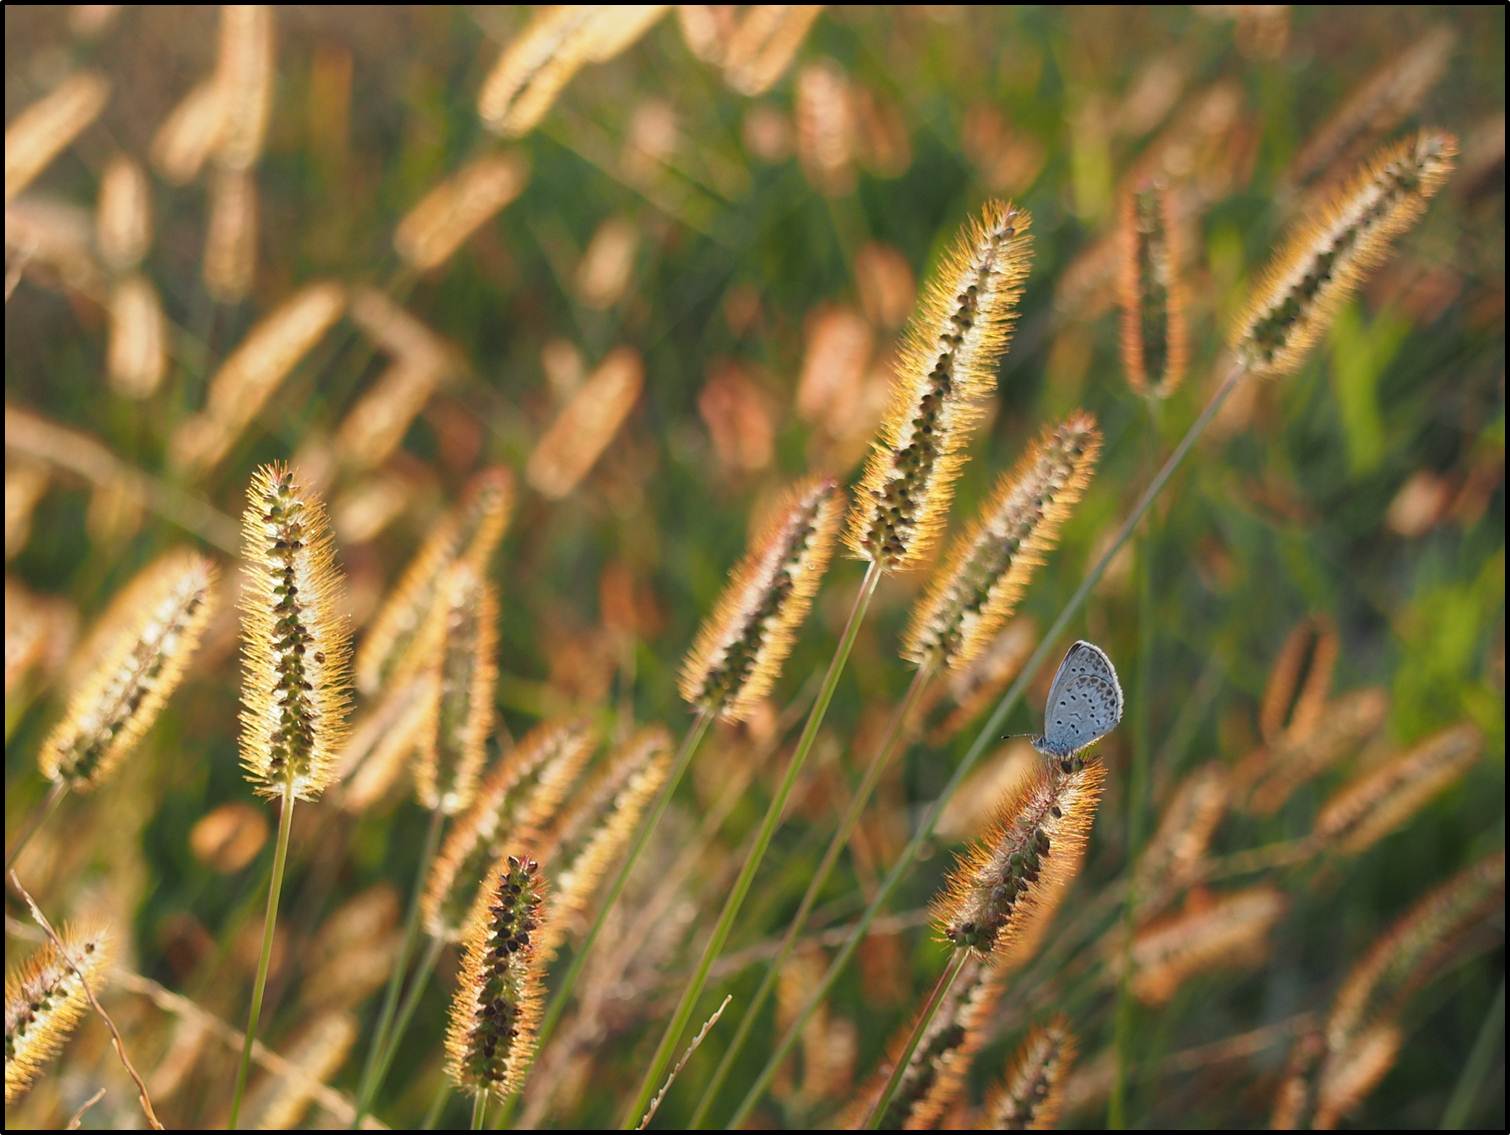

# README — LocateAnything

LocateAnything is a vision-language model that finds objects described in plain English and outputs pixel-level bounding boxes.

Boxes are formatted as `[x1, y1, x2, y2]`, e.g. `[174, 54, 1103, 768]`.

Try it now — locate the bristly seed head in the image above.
[984, 1016, 1077, 1130]
[40, 550, 217, 791]
[1232, 129, 1456, 378]
[680, 476, 841, 722]
[445, 854, 547, 1101]
[5, 922, 112, 1105]
[1118, 182, 1187, 398]
[415, 562, 498, 816]
[239, 462, 351, 801]
[846, 200, 1034, 572]
[903, 413, 1101, 670]
[934, 759, 1105, 959]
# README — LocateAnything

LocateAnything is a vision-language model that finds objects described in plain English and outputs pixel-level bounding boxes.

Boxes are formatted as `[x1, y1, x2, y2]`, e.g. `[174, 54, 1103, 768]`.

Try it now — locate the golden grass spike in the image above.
[1118, 183, 1186, 397]
[106, 274, 168, 399]
[355, 465, 514, 694]
[1312, 1022, 1403, 1131]
[171, 282, 345, 473]
[416, 563, 498, 816]
[334, 356, 447, 471]
[679, 475, 841, 722]
[934, 757, 1106, 959]
[204, 166, 258, 303]
[1314, 723, 1481, 856]
[1239, 686, 1389, 814]
[305, 885, 401, 1010]
[188, 802, 268, 874]
[1259, 613, 1339, 745]
[1231, 129, 1457, 378]
[579, 5, 669, 62]
[238, 462, 351, 801]
[722, 6, 824, 97]
[423, 719, 594, 940]
[151, 77, 227, 186]
[477, 7, 598, 138]
[795, 58, 856, 197]
[525, 346, 645, 499]
[985, 1016, 1077, 1130]
[96, 156, 152, 272]
[1133, 763, 1228, 904]
[903, 412, 1100, 668]
[335, 674, 436, 812]
[537, 726, 672, 963]
[1326, 850, 1505, 1057]
[1125, 885, 1287, 1005]
[40, 550, 216, 791]
[846, 200, 1034, 572]
[216, 4, 274, 172]
[4, 922, 112, 1104]
[394, 152, 530, 271]
[4, 72, 110, 205]
[247, 1011, 358, 1129]
[5, 462, 50, 559]
[926, 619, 1037, 745]
[446, 854, 548, 1101]
[575, 217, 640, 310]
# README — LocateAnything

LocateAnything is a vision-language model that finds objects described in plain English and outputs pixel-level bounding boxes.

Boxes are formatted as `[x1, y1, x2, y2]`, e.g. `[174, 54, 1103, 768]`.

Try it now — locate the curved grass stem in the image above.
[728, 361, 1248, 1127]
[862, 949, 969, 1128]
[689, 659, 933, 1126]
[620, 561, 883, 1127]
[4, 780, 67, 872]
[228, 782, 296, 1129]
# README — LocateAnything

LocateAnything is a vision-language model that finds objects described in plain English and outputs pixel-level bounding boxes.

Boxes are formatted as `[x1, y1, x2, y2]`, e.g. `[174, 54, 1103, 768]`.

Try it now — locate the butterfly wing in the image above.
[1039, 673, 1122, 756]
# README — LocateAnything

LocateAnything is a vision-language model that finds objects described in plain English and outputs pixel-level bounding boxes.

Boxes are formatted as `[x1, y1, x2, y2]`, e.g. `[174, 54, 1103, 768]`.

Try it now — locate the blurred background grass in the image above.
[4, 5, 1505, 1130]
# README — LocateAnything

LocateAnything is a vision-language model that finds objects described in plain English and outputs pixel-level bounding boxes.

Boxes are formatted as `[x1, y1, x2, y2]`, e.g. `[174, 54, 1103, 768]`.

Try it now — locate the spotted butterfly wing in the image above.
[1032, 641, 1124, 757]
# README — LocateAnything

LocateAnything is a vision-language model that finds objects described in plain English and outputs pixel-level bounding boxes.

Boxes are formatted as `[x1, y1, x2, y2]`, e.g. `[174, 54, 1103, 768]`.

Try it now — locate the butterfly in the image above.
[1005, 640, 1124, 758]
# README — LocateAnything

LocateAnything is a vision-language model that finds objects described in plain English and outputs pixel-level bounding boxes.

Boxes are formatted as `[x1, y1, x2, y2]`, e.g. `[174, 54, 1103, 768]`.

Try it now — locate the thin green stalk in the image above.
[862, 949, 969, 1128]
[621, 561, 884, 1128]
[353, 806, 446, 1127]
[1110, 406, 1160, 1128]
[228, 783, 296, 1129]
[1441, 977, 1506, 1129]
[423, 1080, 451, 1129]
[4, 780, 67, 871]
[728, 361, 1248, 1127]
[369, 934, 445, 1107]
[530, 709, 716, 1059]
[690, 660, 934, 1126]
[471, 1090, 489, 1129]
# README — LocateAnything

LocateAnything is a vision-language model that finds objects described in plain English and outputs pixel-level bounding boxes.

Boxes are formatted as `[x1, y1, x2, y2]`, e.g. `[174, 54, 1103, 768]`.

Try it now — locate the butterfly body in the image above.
[1027, 640, 1123, 758]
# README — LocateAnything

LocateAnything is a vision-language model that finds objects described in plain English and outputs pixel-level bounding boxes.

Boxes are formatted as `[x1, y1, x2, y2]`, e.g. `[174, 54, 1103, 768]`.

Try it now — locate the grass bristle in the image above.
[934, 756, 1105, 959]
[679, 475, 841, 722]
[846, 200, 1034, 572]
[4, 922, 112, 1105]
[40, 550, 217, 791]
[415, 563, 498, 816]
[238, 462, 351, 801]
[902, 412, 1100, 668]
[1118, 182, 1187, 397]
[985, 1016, 1077, 1130]
[445, 854, 547, 1101]
[1232, 129, 1457, 378]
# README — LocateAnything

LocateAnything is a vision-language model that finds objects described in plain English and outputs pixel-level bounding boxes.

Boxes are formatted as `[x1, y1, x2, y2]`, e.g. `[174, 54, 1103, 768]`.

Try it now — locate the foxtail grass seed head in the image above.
[537, 727, 672, 963]
[106, 274, 168, 399]
[336, 674, 437, 812]
[722, 5, 824, 96]
[424, 719, 594, 940]
[477, 7, 597, 138]
[151, 78, 227, 186]
[795, 58, 856, 197]
[394, 153, 529, 271]
[5, 72, 110, 205]
[1241, 686, 1389, 814]
[446, 854, 547, 1101]
[40, 550, 217, 791]
[246, 1011, 357, 1129]
[985, 1016, 1077, 1130]
[1314, 723, 1480, 856]
[356, 466, 514, 694]
[679, 476, 841, 722]
[1126, 885, 1287, 1005]
[204, 165, 258, 303]
[215, 4, 274, 172]
[1231, 129, 1457, 378]
[96, 156, 152, 272]
[1133, 763, 1229, 902]
[4, 922, 112, 1104]
[903, 413, 1100, 668]
[935, 757, 1106, 959]
[238, 462, 351, 801]
[1313, 1022, 1403, 1131]
[1260, 614, 1339, 745]
[416, 563, 498, 816]
[525, 346, 645, 500]
[846, 201, 1033, 572]
[1118, 183, 1186, 397]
